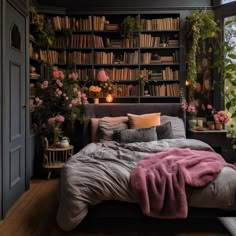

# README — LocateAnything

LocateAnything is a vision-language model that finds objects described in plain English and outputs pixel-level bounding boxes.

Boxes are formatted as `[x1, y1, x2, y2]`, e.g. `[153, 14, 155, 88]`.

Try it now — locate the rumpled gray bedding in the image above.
[56, 139, 236, 231]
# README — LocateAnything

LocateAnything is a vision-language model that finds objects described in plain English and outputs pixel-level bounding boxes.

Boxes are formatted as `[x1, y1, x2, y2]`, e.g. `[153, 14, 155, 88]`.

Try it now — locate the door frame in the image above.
[0, 0, 30, 219]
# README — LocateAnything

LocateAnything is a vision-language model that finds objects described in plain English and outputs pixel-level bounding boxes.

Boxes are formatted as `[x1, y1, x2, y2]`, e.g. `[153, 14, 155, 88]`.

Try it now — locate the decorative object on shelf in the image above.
[207, 121, 215, 130]
[215, 122, 223, 130]
[60, 136, 70, 148]
[120, 15, 140, 40]
[197, 119, 203, 128]
[97, 69, 114, 97]
[97, 68, 108, 82]
[89, 85, 102, 99]
[213, 110, 231, 130]
[188, 119, 197, 129]
[94, 97, 99, 104]
[106, 94, 113, 103]
[201, 104, 216, 123]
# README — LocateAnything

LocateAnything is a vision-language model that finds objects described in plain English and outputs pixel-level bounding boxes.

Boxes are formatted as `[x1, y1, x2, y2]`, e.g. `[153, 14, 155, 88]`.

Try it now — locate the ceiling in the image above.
[35, 0, 213, 11]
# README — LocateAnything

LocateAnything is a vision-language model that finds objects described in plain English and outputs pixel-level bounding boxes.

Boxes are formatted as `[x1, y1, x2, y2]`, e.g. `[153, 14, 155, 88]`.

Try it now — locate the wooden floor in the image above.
[0, 178, 232, 236]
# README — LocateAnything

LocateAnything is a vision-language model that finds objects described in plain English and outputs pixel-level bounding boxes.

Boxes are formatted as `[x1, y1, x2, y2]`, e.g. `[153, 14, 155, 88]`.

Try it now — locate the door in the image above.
[2, 1, 26, 216]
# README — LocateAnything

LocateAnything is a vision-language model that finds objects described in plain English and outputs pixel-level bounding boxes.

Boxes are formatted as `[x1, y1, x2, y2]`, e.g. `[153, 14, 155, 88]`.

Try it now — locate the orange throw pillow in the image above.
[127, 113, 161, 129]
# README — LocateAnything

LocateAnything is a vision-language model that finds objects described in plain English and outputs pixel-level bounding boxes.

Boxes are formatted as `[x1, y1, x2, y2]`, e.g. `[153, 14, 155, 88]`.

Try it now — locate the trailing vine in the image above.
[186, 11, 220, 88]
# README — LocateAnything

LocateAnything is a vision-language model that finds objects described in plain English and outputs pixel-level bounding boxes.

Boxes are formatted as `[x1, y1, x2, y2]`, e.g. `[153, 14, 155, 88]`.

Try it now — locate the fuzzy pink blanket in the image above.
[130, 148, 235, 218]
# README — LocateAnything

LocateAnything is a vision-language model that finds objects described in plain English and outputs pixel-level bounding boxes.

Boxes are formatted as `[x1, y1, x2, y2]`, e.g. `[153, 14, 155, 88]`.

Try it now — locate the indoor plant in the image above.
[31, 67, 88, 144]
[186, 11, 220, 88]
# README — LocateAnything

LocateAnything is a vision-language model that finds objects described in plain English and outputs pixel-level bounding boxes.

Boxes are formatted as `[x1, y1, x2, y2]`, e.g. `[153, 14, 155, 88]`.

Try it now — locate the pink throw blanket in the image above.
[130, 148, 235, 218]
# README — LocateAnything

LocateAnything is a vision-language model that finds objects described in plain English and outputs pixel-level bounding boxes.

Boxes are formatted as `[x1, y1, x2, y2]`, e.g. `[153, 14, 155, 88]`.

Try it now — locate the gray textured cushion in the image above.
[156, 122, 174, 140]
[160, 115, 186, 138]
[114, 126, 157, 143]
[98, 119, 128, 142]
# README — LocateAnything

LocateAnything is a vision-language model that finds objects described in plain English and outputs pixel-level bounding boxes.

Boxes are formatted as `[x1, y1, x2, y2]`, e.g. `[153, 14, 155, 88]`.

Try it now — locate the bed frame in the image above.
[79, 103, 236, 228]
[82, 103, 185, 147]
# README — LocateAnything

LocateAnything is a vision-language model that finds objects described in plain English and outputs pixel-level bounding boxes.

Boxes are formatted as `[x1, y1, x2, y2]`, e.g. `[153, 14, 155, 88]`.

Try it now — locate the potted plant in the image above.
[120, 15, 140, 47]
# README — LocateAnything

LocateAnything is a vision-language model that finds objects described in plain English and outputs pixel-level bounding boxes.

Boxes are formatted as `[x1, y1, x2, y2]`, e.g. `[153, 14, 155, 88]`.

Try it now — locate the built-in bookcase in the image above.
[30, 13, 183, 103]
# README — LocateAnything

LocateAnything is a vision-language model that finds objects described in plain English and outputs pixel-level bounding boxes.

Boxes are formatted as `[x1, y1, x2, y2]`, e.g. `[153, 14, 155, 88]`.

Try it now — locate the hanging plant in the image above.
[186, 11, 220, 88]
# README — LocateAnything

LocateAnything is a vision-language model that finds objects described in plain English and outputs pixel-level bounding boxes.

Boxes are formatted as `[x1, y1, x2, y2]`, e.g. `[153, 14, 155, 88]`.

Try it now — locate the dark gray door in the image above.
[2, 1, 26, 215]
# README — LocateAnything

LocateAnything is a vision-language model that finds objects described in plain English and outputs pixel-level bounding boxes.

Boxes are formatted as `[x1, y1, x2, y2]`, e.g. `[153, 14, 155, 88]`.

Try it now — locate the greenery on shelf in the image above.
[186, 11, 220, 88]
[120, 15, 140, 39]
[30, 6, 55, 48]
[186, 11, 236, 132]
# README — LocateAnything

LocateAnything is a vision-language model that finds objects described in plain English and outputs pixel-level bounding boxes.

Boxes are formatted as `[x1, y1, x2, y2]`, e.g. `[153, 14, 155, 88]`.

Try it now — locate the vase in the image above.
[207, 122, 215, 130]
[215, 122, 223, 130]
[53, 127, 60, 147]
[94, 98, 99, 104]
[188, 119, 197, 129]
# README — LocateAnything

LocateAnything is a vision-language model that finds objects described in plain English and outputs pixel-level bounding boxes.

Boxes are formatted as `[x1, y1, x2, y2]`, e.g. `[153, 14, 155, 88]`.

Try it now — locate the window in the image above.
[10, 24, 21, 50]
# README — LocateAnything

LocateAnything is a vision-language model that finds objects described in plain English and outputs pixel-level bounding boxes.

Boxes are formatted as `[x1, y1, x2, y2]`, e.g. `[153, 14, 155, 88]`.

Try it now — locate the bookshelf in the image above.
[31, 13, 183, 103]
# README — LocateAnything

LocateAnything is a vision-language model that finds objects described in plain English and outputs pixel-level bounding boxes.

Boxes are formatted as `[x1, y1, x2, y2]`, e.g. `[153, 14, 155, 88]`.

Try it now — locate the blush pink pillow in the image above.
[91, 116, 128, 142]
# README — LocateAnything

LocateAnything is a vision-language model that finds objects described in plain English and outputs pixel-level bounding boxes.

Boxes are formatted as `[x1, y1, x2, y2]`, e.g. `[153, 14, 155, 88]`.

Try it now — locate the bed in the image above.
[56, 103, 236, 231]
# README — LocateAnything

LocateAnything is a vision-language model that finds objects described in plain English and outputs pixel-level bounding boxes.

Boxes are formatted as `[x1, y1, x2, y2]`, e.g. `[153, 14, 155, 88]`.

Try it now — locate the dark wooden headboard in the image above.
[82, 103, 185, 147]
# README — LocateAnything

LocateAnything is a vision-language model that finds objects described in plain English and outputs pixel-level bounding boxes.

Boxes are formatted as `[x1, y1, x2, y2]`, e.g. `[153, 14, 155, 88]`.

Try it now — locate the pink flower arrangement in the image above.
[97, 69, 108, 82]
[48, 115, 65, 146]
[31, 68, 89, 138]
[52, 67, 64, 79]
[181, 98, 197, 117]
[214, 111, 230, 124]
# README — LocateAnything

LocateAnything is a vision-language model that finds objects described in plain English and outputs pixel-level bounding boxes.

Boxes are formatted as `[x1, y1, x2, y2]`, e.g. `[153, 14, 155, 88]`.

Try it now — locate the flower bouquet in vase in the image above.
[214, 110, 230, 130]
[48, 115, 65, 147]
[89, 85, 101, 104]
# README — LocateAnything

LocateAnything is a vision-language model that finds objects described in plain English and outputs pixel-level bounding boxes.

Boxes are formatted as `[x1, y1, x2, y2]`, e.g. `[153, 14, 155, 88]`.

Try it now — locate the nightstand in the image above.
[43, 138, 74, 179]
[187, 129, 227, 153]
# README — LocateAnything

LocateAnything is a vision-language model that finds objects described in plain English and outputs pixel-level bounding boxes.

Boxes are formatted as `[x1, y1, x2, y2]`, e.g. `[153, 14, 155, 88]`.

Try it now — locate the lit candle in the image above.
[106, 94, 113, 103]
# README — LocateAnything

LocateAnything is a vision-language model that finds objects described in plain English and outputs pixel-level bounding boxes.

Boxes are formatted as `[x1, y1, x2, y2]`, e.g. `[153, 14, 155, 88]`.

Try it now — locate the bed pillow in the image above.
[98, 119, 128, 142]
[114, 126, 157, 143]
[127, 113, 161, 129]
[91, 116, 128, 142]
[156, 122, 174, 140]
[160, 115, 186, 138]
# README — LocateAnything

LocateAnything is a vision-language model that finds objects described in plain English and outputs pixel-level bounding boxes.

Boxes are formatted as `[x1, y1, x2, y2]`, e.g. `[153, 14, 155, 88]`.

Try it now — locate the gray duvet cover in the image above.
[56, 139, 236, 231]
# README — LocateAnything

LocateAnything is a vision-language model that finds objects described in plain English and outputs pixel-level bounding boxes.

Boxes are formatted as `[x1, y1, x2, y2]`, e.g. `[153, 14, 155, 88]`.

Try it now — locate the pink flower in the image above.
[40, 80, 48, 89]
[48, 117, 56, 124]
[55, 115, 65, 123]
[187, 105, 196, 113]
[68, 103, 72, 108]
[207, 104, 213, 110]
[214, 111, 230, 124]
[58, 71, 64, 79]
[97, 69, 108, 82]
[52, 70, 60, 79]
[56, 80, 63, 87]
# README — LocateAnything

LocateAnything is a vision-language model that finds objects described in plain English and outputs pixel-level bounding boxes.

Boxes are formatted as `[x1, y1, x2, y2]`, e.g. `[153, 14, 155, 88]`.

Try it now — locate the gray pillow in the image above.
[98, 119, 128, 142]
[156, 122, 174, 140]
[114, 126, 157, 143]
[160, 115, 186, 138]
